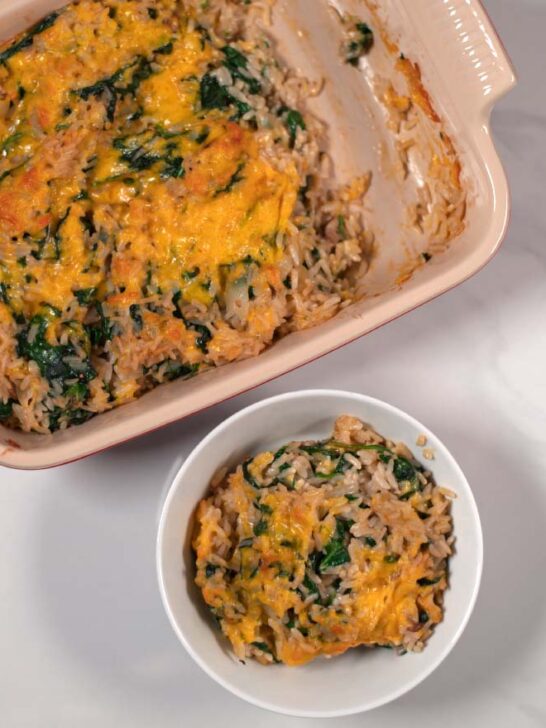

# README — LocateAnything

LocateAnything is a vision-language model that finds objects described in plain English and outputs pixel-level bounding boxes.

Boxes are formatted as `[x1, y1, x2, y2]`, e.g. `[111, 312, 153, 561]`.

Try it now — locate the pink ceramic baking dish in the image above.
[0, 0, 515, 469]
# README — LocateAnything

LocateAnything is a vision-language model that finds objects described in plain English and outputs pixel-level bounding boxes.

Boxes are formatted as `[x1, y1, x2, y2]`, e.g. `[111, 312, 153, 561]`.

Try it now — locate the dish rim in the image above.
[156, 388, 484, 718]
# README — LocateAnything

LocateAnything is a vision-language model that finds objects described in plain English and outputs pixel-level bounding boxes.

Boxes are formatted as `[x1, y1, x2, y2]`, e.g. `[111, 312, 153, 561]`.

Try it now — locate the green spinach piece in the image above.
[200, 73, 232, 110]
[114, 138, 160, 172]
[86, 302, 114, 348]
[282, 108, 306, 148]
[273, 445, 287, 461]
[0, 132, 23, 154]
[129, 304, 143, 332]
[0, 11, 60, 66]
[253, 519, 268, 536]
[155, 41, 174, 55]
[392, 456, 417, 482]
[74, 288, 97, 306]
[47, 406, 94, 432]
[315, 454, 352, 480]
[172, 291, 212, 352]
[319, 518, 351, 572]
[417, 577, 440, 587]
[199, 73, 252, 120]
[251, 641, 274, 656]
[161, 154, 185, 179]
[30, 208, 71, 262]
[222, 46, 261, 94]
[65, 382, 89, 400]
[0, 399, 15, 420]
[242, 459, 260, 488]
[255, 501, 273, 515]
[16, 315, 96, 391]
[301, 573, 320, 597]
[214, 161, 245, 196]
[162, 360, 199, 381]
[345, 22, 374, 66]
[73, 56, 153, 122]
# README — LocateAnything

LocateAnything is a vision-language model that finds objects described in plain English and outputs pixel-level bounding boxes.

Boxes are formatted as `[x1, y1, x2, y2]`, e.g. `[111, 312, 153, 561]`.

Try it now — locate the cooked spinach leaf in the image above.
[73, 56, 154, 122]
[16, 315, 96, 391]
[301, 573, 320, 597]
[282, 108, 306, 148]
[47, 406, 94, 432]
[161, 153, 185, 179]
[242, 459, 260, 488]
[273, 445, 287, 461]
[65, 382, 89, 400]
[205, 563, 218, 578]
[86, 302, 114, 348]
[255, 502, 273, 515]
[30, 208, 71, 262]
[155, 41, 174, 55]
[129, 304, 143, 332]
[199, 73, 252, 120]
[315, 454, 352, 480]
[417, 577, 440, 587]
[0, 11, 60, 66]
[319, 518, 351, 572]
[345, 22, 374, 66]
[0, 399, 15, 420]
[200, 73, 231, 110]
[251, 641, 273, 655]
[222, 46, 261, 94]
[172, 291, 212, 352]
[392, 456, 416, 482]
[74, 288, 97, 306]
[145, 359, 198, 382]
[114, 137, 159, 171]
[253, 519, 268, 536]
[214, 161, 245, 196]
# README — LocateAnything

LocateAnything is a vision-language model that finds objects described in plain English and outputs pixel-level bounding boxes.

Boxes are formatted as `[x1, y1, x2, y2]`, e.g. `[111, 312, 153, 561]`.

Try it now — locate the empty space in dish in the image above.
[0, 0, 515, 467]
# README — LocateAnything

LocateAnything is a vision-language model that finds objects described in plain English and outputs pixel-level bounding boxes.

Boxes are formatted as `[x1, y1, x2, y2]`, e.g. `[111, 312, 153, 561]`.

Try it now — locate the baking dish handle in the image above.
[405, 0, 517, 121]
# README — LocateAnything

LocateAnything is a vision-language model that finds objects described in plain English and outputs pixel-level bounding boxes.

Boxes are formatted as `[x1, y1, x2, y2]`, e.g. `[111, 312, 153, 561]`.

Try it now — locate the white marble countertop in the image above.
[1, 0, 545, 725]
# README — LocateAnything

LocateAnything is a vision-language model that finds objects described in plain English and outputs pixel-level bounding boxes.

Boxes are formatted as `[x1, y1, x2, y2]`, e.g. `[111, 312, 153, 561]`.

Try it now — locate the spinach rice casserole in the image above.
[194, 415, 454, 666]
[0, 0, 377, 433]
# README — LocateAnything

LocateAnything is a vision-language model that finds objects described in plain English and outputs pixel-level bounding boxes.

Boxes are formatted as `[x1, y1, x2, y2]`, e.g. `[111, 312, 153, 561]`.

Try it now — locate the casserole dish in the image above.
[0, 0, 515, 469]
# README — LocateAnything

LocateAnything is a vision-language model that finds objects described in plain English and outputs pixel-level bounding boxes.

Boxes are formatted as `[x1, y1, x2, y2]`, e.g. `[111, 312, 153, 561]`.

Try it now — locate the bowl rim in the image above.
[156, 389, 484, 718]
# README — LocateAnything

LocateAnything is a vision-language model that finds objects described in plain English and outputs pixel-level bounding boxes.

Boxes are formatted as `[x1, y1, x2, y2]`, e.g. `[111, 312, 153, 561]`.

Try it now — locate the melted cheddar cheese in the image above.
[194, 423, 452, 667]
[0, 0, 301, 431]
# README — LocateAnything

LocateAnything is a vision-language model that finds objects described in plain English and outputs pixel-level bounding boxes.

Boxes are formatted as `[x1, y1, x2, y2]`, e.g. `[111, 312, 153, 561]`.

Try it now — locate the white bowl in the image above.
[156, 390, 483, 718]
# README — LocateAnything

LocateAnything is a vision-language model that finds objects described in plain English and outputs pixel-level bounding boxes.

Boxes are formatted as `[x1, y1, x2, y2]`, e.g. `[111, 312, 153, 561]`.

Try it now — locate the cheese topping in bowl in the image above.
[193, 415, 454, 666]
